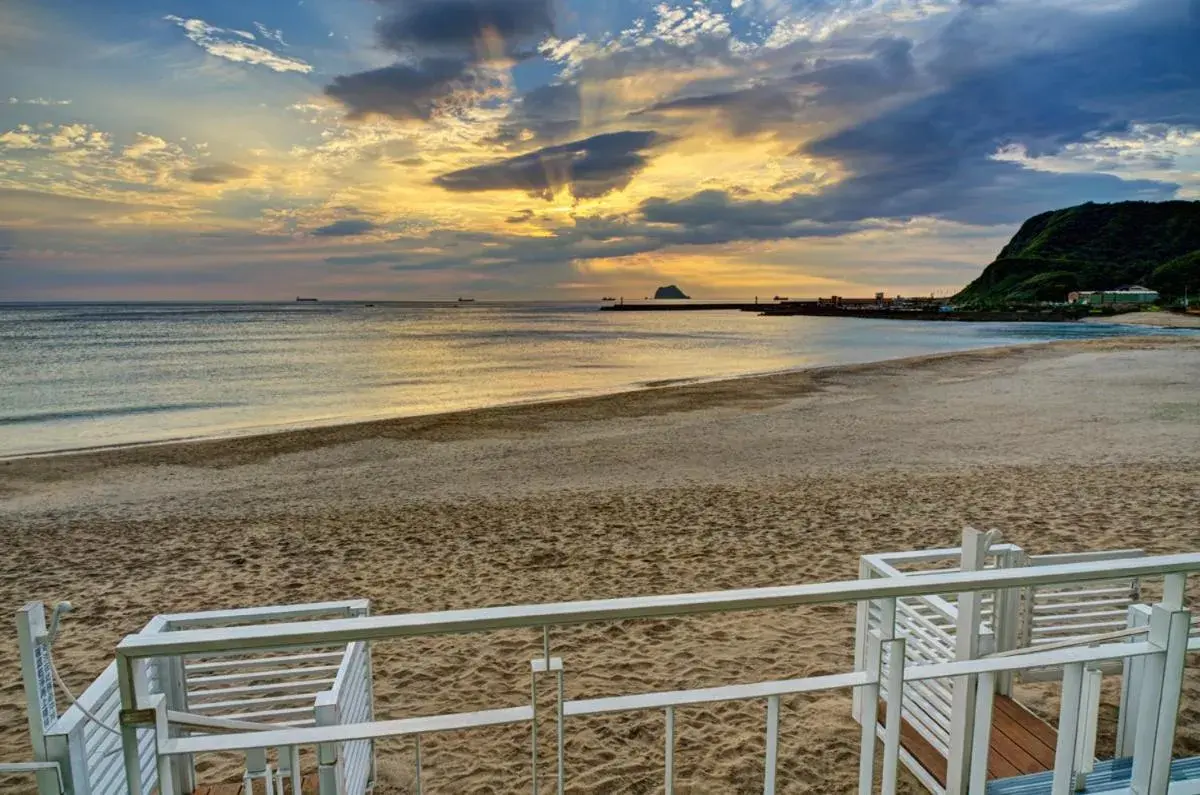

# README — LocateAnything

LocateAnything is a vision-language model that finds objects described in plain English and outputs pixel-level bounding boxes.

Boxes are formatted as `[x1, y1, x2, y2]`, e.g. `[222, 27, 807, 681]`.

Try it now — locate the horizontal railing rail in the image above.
[144, 635, 1200, 793]
[117, 553, 1200, 660]
[113, 557, 1198, 795]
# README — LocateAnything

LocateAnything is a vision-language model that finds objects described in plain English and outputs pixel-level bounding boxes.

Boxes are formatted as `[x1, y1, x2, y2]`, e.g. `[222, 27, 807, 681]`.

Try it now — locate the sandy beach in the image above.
[1084, 311, 1200, 328]
[3, 336, 1200, 794]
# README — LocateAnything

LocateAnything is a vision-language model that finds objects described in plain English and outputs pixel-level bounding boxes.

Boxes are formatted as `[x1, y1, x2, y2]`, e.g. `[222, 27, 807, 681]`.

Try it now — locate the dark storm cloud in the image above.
[188, 163, 251, 184]
[324, 59, 490, 121]
[434, 130, 666, 200]
[312, 219, 377, 236]
[376, 0, 553, 57]
[326, 0, 554, 121]
[787, 0, 1198, 226]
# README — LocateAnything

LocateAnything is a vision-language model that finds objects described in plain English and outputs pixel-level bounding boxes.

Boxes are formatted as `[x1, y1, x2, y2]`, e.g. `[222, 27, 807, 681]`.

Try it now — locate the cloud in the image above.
[324, 59, 495, 121]
[8, 97, 71, 106]
[793, 35, 917, 105]
[164, 15, 312, 73]
[189, 163, 253, 184]
[789, 0, 1198, 225]
[376, 0, 554, 58]
[636, 84, 799, 137]
[0, 188, 175, 225]
[253, 22, 287, 46]
[493, 81, 581, 144]
[325, 0, 555, 122]
[311, 219, 377, 236]
[0, 123, 111, 152]
[433, 130, 666, 200]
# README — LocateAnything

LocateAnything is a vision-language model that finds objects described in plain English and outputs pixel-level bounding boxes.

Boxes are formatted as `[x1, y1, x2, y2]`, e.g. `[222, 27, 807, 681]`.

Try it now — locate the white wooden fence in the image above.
[109, 551, 1200, 795]
[16, 601, 373, 795]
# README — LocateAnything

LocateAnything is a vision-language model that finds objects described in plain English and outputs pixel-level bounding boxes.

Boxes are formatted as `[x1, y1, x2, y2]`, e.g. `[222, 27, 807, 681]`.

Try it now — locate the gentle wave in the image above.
[0, 402, 236, 426]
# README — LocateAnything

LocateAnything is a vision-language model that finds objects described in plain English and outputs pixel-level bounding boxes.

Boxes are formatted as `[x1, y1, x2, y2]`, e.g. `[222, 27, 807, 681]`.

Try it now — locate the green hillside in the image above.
[955, 201, 1200, 306]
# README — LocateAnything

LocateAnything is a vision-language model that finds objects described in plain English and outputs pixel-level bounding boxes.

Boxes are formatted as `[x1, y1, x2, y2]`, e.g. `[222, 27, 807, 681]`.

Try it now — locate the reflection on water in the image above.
[0, 302, 1186, 456]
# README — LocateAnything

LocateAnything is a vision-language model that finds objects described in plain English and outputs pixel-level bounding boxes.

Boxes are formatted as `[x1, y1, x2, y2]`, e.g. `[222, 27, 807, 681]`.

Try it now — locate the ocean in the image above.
[0, 302, 1185, 457]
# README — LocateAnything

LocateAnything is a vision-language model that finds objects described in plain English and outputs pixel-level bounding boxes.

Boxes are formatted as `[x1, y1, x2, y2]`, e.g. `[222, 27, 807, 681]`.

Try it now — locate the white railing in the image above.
[856, 540, 1023, 787]
[113, 552, 1200, 795]
[46, 661, 162, 795]
[1019, 550, 1144, 682]
[31, 615, 169, 795]
[315, 640, 374, 795]
[17, 600, 370, 795]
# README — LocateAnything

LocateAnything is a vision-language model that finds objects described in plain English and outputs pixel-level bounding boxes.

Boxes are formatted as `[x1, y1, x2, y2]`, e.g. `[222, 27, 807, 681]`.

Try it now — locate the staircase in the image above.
[986, 756, 1200, 795]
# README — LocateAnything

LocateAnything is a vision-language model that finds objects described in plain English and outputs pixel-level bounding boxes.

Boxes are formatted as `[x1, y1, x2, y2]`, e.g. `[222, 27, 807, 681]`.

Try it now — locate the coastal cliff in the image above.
[955, 200, 1200, 305]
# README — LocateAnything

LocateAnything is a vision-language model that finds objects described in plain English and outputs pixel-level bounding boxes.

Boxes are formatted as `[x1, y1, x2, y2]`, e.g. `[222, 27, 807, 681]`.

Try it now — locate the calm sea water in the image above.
[0, 302, 1186, 457]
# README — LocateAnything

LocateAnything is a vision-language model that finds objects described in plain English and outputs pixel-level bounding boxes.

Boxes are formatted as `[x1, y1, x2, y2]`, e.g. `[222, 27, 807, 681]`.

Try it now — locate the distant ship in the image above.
[602, 296, 616, 301]
[457, 297, 475, 303]
[773, 296, 789, 301]
[296, 297, 318, 303]
[364, 303, 376, 307]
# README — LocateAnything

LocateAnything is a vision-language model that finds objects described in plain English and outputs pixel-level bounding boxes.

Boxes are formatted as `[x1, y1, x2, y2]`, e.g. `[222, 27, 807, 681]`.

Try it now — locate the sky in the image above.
[0, 0, 1198, 300]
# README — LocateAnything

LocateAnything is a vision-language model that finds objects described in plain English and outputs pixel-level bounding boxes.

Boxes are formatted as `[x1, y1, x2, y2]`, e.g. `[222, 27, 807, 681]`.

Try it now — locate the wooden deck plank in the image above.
[883, 694, 1059, 786]
[988, 714, 1051, 776]
[994, 696, 1059, 758]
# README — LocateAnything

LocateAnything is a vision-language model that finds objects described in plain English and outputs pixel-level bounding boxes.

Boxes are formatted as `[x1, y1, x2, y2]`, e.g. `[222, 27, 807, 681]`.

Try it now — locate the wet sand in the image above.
[2, 336, 1199, 794]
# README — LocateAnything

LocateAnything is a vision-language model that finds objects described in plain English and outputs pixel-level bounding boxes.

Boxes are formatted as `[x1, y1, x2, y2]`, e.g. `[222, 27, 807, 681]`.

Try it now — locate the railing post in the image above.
[360, 603, 377, 793]
[16, 603, 61, 795]
[858, 631, 883, 794]
[665, 706, 675, 794]
[1117, 604, 1152, 757]
[946, 528, 994, 794]
[414, 735, 422, 795]
[161, 655, 195, 794]
[853, 559, 874, 723]
[993, 548, 1024, 696]
[881, 636, 905, 795]
[556, 660, 566, 795]
[968, 671, 995, 795]
[315, 693, 342, 795]
[531, 655, 565, 795]
[151, 694, 178, 795]
[117, 653, 145, 795]
[1074, 667, 1102, 790]
[1148, 609, 1191, 793]
[1130, 576, 1190, 795]
[1052, 663, 1085, 795]
[44, 725, 88, 795]
[763, 695, 780, 795]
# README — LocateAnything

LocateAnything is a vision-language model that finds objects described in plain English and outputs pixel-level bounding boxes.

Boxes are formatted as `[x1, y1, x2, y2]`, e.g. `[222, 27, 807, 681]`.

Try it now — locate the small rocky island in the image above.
[654, 285, 690, 299]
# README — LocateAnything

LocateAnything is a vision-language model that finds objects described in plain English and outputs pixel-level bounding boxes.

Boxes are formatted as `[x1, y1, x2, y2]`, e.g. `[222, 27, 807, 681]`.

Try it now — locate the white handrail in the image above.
[117, 553, 1200, 660]
[149, 638, 1165, 758]
[159, 706, 535, 756]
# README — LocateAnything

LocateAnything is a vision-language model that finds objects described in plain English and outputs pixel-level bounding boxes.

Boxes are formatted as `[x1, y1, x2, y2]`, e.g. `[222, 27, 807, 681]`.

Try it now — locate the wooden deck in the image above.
[882, 695, 1059, 786]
